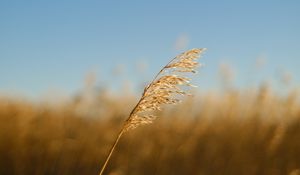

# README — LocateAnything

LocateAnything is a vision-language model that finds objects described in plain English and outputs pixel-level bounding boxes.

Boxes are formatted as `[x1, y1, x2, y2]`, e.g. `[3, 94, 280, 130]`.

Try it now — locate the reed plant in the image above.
[99, 48, 207, 175]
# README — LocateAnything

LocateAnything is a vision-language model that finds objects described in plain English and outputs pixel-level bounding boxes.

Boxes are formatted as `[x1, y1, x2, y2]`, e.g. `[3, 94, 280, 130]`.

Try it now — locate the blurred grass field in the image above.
[1, 82, 300, 175]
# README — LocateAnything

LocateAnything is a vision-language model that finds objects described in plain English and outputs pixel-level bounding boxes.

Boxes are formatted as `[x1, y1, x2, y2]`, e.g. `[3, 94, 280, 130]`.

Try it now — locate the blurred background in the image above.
[0, 1, 300, 175]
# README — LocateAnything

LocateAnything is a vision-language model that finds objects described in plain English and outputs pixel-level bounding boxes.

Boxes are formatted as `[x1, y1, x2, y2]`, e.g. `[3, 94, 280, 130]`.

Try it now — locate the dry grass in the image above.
[0, 85, 300, 175]
[99, 48, 206, 174]
[0, 49, 299, 174]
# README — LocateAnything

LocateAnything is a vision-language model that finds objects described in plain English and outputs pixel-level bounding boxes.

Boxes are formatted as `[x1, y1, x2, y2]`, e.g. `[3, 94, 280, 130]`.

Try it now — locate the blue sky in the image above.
[0, 0, 299, 98]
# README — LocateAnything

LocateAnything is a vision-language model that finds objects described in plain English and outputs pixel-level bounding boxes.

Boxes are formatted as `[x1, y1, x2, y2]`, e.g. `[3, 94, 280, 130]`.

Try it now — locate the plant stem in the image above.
[99, 129, 124, 175]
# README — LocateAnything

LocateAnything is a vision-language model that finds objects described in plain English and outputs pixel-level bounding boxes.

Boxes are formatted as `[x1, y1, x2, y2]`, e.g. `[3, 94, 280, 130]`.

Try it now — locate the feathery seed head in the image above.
[123, 48, 206, 132]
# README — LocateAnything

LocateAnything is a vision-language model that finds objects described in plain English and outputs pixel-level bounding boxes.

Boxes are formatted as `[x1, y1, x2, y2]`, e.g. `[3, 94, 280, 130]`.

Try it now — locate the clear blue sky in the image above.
[0, 0, 299, 97]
